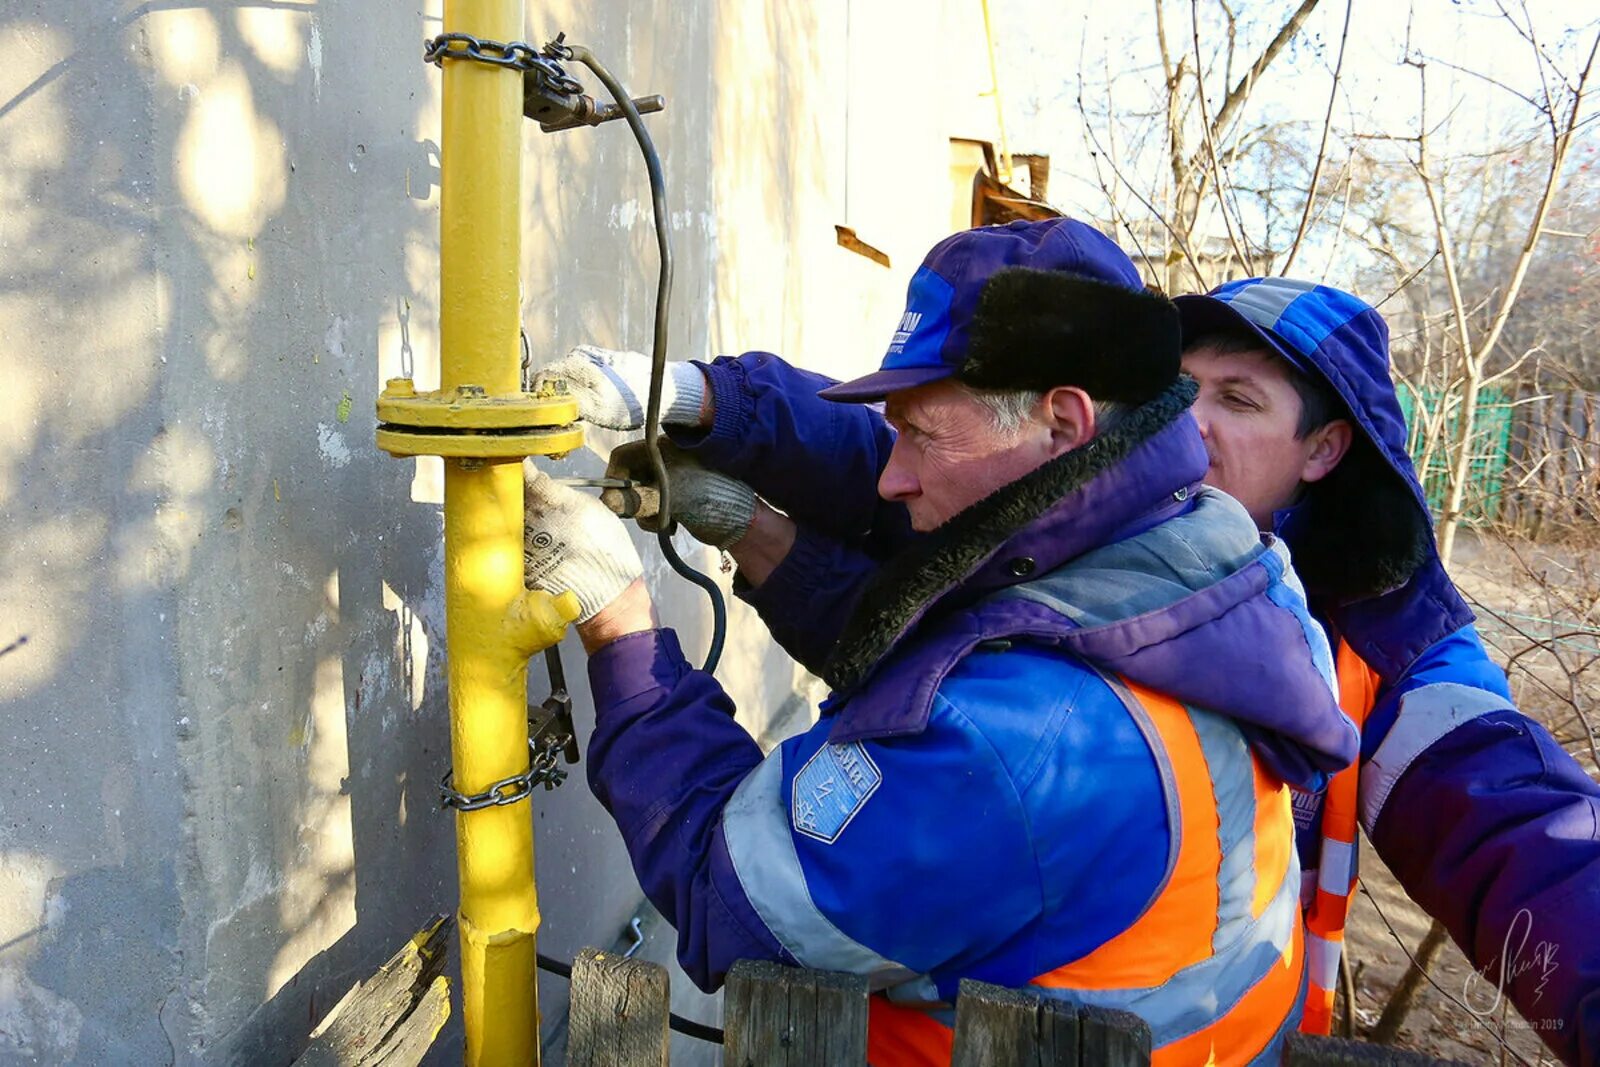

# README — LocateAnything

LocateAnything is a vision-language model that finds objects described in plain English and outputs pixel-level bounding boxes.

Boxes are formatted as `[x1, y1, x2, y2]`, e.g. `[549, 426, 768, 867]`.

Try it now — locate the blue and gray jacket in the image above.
[1177, 278, 1600, 1066]
[586, 376, 1355, 1018]
[668, 281, 1600, 1063]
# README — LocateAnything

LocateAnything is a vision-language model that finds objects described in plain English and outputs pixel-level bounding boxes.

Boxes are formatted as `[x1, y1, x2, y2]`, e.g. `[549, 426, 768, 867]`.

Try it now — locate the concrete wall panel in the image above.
[0, 0, 985, 1062]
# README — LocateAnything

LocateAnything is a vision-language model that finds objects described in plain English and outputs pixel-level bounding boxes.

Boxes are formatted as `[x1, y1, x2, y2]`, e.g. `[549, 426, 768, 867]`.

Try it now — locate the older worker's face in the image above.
[1183, 343, 1348, 530]
[878, 380, 1077, 532]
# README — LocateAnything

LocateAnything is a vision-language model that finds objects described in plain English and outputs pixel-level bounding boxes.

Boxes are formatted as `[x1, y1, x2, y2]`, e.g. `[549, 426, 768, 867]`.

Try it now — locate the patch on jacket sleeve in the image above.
[791, 742, 882, 844]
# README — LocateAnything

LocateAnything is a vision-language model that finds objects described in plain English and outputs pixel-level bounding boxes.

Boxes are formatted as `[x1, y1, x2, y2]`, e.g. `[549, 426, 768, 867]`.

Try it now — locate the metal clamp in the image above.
[437, 646, 581, 811]
[531, 644, 582, 767]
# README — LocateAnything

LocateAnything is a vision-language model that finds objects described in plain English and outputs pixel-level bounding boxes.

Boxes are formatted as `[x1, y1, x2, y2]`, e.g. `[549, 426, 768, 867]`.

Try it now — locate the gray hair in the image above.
[962, 384, 1127, 438]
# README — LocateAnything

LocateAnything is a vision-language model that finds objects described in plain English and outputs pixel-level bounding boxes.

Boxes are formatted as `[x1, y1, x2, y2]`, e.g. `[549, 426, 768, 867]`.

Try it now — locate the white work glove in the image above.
[535, 344, 707, 431]
[602, 440, 758, 550]
[523, 464, 644, 623]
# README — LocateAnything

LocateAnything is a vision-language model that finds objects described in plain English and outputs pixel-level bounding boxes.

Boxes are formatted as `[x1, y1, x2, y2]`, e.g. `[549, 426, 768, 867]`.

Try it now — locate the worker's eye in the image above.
[1220, 391, 1260, 412]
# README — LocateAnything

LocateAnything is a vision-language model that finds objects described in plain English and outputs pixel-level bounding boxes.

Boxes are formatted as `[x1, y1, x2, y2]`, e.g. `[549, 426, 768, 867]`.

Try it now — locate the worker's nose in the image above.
[878, 441, 919, 502]
[1189, 402, 1212, 441]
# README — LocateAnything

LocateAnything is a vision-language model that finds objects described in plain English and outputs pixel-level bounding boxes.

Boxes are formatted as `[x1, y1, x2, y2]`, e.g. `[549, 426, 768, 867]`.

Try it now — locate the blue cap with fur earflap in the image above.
[821, 219, 1180, 406]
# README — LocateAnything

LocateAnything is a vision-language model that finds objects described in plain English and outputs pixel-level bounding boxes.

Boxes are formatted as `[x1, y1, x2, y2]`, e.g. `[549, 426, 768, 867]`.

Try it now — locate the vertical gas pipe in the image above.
[439, 0, 549, 1061]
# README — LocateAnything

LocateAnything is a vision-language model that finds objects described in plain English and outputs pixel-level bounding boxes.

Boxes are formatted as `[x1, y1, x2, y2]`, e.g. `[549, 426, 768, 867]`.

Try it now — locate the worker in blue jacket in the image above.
[1176, 279, 1600, 1059]
[545, 262, 1600, 1065]
[524, 219, 1356, 1065]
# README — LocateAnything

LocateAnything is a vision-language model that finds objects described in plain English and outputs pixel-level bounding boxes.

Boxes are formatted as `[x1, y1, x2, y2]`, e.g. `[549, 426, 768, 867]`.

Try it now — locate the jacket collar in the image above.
[823, 377, 1204, 693]
[1276, 475, 1473, 684]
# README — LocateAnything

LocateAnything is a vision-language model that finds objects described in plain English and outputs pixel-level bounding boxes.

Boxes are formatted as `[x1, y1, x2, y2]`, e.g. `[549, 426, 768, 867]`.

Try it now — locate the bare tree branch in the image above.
[1206, 0, 1322, 146]
[1191, 0, 1254, 272]
[1281, 0, 1354, 275]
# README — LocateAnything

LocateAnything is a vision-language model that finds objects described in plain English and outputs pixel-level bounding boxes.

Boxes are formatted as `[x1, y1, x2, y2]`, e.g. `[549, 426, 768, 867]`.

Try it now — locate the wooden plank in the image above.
[1564, 389, 1584, 502]
[293, 914, 451, 1067]
[368, 977, 449, 1066]
[1584, 392, 1599, 524]
[1076, 1003, 1150, 1067]
[722, 959, 869, 1066]
[1536, 391, 1553, 515]
[951, 979, 1080, 1067]
[566, 948, 670, 1067]
[951, 980, 1055, 1067]
[1285, 1032, 1470, 1065]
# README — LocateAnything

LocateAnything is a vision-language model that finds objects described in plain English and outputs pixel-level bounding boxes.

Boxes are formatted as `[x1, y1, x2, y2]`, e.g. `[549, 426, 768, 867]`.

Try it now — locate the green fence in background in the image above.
[1394, 384, 1516, 525]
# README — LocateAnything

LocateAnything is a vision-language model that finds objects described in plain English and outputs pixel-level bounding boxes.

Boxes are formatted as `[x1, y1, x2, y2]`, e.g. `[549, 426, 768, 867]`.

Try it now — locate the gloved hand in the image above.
[523, 464, 644, 623]
[534, 344, 708, 431]
[602, 440, 757, 550]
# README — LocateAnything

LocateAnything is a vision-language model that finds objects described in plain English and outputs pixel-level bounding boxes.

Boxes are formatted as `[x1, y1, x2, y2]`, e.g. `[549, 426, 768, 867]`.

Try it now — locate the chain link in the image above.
[438, 733, 569, 812]
[438, 647, 578, 812]
[423, 32, 584, 95]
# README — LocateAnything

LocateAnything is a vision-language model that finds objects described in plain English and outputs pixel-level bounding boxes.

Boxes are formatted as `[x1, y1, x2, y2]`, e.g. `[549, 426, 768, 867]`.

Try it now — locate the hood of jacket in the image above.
[822, 377, 1358, 790]
[1177, 280, 1474, 684]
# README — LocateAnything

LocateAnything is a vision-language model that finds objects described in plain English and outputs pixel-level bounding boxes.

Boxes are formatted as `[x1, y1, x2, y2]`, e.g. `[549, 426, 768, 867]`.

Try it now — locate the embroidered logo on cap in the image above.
[792, 742, 882, 844]
[887, 311, 923, 354]
[879, 267, 955, 372]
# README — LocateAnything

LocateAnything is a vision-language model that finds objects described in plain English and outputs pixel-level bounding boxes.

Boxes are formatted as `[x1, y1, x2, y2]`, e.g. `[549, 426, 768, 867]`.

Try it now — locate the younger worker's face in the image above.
[878, 380, 1057, 532]
[1182, 343, 1343, 530]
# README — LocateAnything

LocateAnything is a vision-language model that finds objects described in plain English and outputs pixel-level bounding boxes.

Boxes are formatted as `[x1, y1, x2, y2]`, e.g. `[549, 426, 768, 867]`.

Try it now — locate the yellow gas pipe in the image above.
[376, 0, 583, 1061]
[439, 0, 562, 1059]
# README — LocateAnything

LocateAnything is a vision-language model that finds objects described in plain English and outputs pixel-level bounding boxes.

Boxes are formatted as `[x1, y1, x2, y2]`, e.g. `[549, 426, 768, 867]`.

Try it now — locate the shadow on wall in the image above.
[0, 0, 848, 1063]
[0, 1, 461, 1062]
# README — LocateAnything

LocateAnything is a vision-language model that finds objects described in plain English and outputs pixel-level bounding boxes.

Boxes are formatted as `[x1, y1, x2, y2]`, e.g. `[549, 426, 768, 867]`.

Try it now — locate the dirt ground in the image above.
[1338, 530, 1599, 1065]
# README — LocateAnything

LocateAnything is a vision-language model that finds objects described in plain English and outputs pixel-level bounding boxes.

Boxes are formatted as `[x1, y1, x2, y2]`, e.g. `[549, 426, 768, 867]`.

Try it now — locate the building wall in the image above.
[0, 1, 983, 1062]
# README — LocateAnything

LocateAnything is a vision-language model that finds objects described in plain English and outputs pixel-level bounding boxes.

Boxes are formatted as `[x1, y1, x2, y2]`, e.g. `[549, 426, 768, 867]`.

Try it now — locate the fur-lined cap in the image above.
[820, 218, 1180, 404]
[960, 267, 1181, 406]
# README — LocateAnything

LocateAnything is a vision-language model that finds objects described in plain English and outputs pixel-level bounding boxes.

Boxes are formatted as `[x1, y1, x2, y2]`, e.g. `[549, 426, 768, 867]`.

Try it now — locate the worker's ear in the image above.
[1039, 385, 1096, 455]
[1301, 418, 1354, 484]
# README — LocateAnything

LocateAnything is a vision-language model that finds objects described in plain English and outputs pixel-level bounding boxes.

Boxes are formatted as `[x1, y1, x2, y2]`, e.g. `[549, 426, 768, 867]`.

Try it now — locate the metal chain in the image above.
[439, 647, 578, 811]
[438, 734, 568, 811]
[423, 32, 583, 95]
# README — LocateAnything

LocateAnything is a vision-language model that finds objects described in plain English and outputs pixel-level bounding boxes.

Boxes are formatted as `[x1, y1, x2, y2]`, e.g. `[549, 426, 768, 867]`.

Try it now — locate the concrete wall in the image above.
[0, 1, 989, 1062]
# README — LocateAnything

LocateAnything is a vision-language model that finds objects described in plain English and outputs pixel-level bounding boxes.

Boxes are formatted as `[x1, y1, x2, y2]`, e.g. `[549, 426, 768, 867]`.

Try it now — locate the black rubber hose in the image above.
[658, 530, 726, 674]
[559, 44, 673, 527]
[559, 42, 726, 675]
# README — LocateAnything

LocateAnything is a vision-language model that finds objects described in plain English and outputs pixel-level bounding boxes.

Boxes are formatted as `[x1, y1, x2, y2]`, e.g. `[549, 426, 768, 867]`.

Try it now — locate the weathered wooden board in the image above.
[1287, 1032, 1472, 1065]
[722, 959, 869, 1066]
[292, 914, 451, 1067]
[565, 948, 670, 1067]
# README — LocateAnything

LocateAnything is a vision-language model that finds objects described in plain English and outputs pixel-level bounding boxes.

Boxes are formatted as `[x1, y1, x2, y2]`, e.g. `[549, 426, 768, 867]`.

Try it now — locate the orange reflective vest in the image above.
[1299, 641, 1380, 1035]
[867, 680, 1305, 1066]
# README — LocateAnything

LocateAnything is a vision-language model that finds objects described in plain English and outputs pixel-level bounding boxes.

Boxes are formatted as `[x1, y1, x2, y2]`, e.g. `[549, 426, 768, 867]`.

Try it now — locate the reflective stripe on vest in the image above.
[1031, 680, 1302, 1066]
[864, 679, 1302, 1066]
[1299, 640, 1377, 1036]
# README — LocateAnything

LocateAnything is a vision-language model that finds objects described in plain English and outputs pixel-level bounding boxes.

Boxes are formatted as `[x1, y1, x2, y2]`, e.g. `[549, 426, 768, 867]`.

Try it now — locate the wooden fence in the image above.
[564, 953, 1467, 1067]
[1500, 386, 1600, 538]
[292, 924, 1471, 1065]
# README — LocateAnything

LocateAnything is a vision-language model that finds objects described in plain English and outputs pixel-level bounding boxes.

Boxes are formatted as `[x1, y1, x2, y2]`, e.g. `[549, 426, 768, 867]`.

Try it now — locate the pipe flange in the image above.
[377, 378, 578, 430]
[375, 377, 585, 459]
[375, 426, 585, 460]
